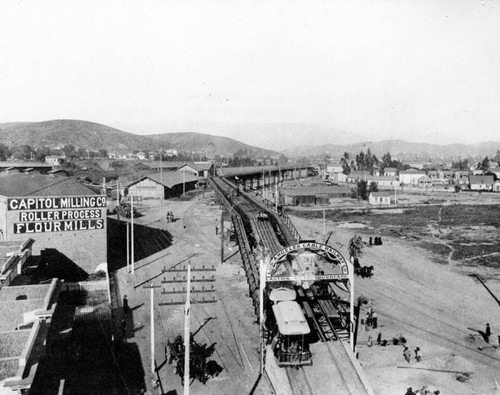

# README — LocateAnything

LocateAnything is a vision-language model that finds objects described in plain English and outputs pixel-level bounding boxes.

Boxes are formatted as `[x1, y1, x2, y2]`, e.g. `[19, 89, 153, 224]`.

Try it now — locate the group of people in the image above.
[166, 334, 220, 385]
[166, 211, 175, 222]
[369, 236, 383, 246]
[405, 386, 440, 394]
[365, 307, 378, 329]
[403, 346, 423, 363]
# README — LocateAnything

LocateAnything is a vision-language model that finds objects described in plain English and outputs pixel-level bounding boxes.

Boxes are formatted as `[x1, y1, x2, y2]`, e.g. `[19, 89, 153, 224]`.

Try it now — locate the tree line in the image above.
[0, 143, 108, 162]
[340, 149, 409, 175]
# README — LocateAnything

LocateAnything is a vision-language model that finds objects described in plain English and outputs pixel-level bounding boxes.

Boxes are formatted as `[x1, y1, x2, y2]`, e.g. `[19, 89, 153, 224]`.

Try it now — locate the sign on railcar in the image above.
[266, 242, 348, 284]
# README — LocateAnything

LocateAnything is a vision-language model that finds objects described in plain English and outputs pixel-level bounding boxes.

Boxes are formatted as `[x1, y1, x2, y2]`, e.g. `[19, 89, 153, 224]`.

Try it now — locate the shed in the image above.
[127, 172, 200, 199]
[369, 191, 393, 206]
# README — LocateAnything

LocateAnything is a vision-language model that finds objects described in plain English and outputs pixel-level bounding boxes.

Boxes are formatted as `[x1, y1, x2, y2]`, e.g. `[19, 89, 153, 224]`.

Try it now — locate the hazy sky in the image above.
[1, 0, 500, 145]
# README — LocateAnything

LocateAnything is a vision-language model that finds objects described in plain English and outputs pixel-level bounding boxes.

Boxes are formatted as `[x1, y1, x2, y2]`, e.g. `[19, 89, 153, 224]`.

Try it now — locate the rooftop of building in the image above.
[0, 173, 98, 197]
[470, 175, 495, 183]
[0, 279, 58, 389]
[128, 171, 200, 189]
[0, 161, 53, 168]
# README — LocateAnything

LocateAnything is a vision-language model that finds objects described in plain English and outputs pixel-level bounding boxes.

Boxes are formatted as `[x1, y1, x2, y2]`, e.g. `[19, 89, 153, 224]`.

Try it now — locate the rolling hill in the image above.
[283, 139, 500, 161]
[0, 120, 278, 157]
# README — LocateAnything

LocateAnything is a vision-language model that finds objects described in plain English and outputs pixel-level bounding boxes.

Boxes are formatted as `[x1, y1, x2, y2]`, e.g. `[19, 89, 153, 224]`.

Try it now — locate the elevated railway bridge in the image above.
[208, 175, 375, 395]
[216, 164, 314, 192]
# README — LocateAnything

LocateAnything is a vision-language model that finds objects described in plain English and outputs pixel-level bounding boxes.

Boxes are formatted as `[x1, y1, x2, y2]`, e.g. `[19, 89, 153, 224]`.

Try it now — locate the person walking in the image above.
[415, 347, 422, 362]
[372, 311, 378, 329]
[486, 323, 491, 343]
[403, 347, 411, 363]
[377, 332, 382, 345]
[122, 295, 129, 313]
[367, 336, 373, 347]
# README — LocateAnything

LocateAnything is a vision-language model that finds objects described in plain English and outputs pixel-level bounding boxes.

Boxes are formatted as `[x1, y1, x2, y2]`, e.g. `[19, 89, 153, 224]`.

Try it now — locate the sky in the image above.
[1, 0, 500, 148]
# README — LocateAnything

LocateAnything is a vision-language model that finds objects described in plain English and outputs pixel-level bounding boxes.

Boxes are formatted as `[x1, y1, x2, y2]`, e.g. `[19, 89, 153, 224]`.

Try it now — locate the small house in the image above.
[469, 175, 494, 191]
[369, 191, 393, 206]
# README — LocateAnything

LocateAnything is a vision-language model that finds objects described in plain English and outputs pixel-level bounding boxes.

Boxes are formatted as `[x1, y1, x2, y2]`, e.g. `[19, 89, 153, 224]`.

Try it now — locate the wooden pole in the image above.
[126, 220, 130, 272]
[183, 262, 191, 394]
[151, 286, 155, 374]
[116, 178, 121, 221]
[349, 257, 355, 352]
[259, 257, 266, 375]
[220, 213, 224, 264]
[323, 208, 326, 236]
[160, 148, 163, 205]
[131, 194, 135, 275]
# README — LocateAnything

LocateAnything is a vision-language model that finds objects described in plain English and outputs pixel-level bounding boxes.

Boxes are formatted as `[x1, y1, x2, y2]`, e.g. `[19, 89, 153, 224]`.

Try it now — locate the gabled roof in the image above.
[400, 169, 426, 174]
[0, 161, 51, 168]
[128, 172, 200, 189]
[470, 175, 494, 184]
[383, 167, 398, 172]
[370, 191, 393, 197]
[366, 176, 398, 182]
[0, 174, 98, 197]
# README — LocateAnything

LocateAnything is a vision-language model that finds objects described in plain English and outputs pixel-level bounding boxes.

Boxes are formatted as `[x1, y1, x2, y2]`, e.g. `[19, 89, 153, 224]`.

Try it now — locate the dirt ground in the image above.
[114, 192, 275, 395]
[115, 190, 500, 395]
[290, 212, 500, 395]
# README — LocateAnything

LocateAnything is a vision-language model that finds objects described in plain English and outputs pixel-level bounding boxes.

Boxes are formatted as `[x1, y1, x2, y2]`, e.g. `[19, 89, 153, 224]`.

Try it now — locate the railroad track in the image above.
[286, 366, 314, 395]
[208, 176, 371, 394]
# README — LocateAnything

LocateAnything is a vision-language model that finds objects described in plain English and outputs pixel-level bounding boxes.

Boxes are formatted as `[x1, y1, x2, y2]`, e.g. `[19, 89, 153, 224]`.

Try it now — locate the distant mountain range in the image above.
[0, 120, 278, 157]
[0, 119, 498, 161]
[283, 140, 500, 161]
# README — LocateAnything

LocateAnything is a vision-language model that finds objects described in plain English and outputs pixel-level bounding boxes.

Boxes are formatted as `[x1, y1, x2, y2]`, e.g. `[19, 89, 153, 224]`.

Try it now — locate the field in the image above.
[289, 204, 500, 277]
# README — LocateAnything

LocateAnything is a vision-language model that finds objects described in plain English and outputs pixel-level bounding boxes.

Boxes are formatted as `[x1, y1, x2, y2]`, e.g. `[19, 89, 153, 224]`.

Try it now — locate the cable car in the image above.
[271, 300, 312, 367]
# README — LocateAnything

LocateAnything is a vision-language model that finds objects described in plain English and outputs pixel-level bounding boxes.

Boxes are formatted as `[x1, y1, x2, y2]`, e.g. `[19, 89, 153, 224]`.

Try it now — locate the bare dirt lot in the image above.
[289, 202, 500, 395]
[114, 190, 500, 395]
[114, 192, 275, 395]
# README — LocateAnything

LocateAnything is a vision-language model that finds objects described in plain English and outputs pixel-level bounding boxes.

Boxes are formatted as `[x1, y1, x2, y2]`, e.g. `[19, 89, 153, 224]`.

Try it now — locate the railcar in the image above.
[270, 298, 312, 367]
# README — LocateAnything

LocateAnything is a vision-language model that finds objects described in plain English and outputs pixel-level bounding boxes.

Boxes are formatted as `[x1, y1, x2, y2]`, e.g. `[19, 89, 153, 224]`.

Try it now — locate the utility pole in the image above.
[259, 256, 267, 375]
[126, 220, 130, 272]
[183, 262, 191, 395]
[116, 178, 121, 222]
[183, 169, 186, 196]
[349, 256, 355, 353]
[160, 148, 163, 204]
[131, 194, 135, 275]
[144, 283, 161, 374]
[220, 213, 224, 264]
[323, 208, 326, 236]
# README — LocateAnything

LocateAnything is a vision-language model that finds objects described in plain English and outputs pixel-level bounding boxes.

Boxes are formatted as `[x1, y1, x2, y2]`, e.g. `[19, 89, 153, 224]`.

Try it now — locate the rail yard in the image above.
[110, 174, 500, 395]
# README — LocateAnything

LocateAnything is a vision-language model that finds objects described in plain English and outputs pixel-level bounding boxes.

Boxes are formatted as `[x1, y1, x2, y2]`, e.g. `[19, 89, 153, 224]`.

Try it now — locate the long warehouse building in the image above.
[0, 172, 107, 274]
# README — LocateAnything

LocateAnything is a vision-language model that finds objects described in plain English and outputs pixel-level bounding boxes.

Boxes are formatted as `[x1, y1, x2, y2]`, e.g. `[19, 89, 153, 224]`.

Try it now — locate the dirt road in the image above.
[290, 214, 500, 395]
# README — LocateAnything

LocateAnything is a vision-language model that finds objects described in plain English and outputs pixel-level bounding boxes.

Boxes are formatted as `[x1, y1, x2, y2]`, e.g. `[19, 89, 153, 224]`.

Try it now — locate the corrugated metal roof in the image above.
[0, 174, 98, 197]
[0, 161, 52, 168]
[128, 171, 200, 189]
[470, 175, 494, 184]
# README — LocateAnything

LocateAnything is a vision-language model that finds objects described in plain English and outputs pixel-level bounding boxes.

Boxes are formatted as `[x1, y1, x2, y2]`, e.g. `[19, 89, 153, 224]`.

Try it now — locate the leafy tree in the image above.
[12, 145, 33, 160]
[369, 181, 378, 193]
[355, 149, 379, 172]
[452, 159, 469, 171]
[341, 152, 351, 175]
[34, 146, 51, 162]
[98, 149, 108, 158]
[477, 156, 490, 172]
[382, 152, 393, 169]
[110, 161, 125, 168]
[494, 150, 500, 164]
[0, 143, 11, 161]
[348, 235, 364, 268]
[348, 235, 374, 278]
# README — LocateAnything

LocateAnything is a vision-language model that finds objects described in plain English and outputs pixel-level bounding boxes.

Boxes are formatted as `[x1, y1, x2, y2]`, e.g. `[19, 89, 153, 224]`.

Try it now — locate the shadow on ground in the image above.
[107, 217, 173, 272]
